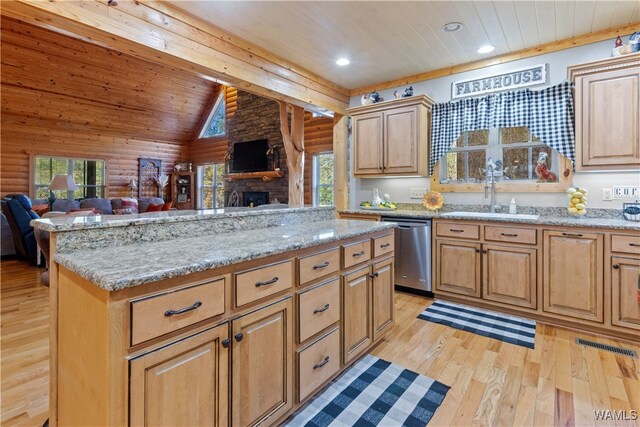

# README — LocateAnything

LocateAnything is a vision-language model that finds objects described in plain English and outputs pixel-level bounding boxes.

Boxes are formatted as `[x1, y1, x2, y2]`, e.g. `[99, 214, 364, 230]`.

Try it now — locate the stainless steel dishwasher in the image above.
[381, 216, 432, 297]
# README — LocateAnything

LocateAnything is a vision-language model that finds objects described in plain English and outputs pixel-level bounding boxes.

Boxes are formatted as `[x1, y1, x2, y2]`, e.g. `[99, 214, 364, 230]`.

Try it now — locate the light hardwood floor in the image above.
[1, 259, 638, 426]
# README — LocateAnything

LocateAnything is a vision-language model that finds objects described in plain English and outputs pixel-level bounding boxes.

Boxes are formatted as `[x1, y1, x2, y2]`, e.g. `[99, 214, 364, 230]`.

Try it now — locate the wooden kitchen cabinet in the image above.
[372, 258, 394, 340]
[435, 239, 481, 297]
[342, 266, 372, 363]
[611, 256, 640, 331]
[231, 298, 293, 427]
[569, 54, 640, 171]
[482, 244, 537, 309]
[129, 323, 229, 427]
[348, 95, 433, 177]
[543, 231, 604, 323]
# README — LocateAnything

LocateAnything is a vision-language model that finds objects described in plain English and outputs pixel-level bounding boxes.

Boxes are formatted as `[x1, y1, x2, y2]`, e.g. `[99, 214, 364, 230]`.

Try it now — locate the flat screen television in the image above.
[231, 139, 269, 172]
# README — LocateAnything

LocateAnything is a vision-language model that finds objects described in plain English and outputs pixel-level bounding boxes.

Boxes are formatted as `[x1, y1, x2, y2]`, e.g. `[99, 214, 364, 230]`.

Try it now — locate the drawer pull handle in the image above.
[313, 356, 330, 369]
[613, 264, 620, 269]
[313, 303, 330, 314]
[380, 243, 391, 248]
[629, 243, 640, 247]
[164, 300, 202, 317]
[450, 229, 465, 233]
[234, 333, 244, 342]
[353, 250, 365, 257]
[221, 338, 230, 348]
[255, 277, 279, 287]
[562, 233, 583, 237]
[501, 233, 518, 237]
[313, 261, 330, 270]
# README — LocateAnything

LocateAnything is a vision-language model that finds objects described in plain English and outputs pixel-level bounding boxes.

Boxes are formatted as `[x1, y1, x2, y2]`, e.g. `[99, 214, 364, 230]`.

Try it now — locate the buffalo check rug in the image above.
[284, 355, 449, 427]
[418, 300, 537, 349]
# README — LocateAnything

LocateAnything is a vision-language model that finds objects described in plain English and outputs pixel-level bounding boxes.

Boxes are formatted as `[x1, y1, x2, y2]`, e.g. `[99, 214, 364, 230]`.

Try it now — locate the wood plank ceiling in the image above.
[168, 1, 640, 90]
[0, 16, 218, 196]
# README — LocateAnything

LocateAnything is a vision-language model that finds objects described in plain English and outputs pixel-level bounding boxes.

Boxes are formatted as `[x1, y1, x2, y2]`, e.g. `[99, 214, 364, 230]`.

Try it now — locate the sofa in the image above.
[1, 195, 167, 263]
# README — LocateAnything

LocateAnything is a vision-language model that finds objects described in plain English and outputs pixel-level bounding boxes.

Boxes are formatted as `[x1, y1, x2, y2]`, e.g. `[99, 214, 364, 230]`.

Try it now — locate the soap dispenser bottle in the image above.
[509, 198, 517, 214]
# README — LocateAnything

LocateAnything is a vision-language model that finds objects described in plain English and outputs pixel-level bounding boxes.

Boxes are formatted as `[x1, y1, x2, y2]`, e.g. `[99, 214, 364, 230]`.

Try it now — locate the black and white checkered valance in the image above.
[429, 81, 575, 175]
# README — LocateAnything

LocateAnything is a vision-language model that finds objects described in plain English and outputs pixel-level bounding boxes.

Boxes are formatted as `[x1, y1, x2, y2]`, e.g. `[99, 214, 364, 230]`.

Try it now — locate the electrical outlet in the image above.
[613, 186, 640, 199]
[410, 188, 427, 199]
[602, 188, 613, 201]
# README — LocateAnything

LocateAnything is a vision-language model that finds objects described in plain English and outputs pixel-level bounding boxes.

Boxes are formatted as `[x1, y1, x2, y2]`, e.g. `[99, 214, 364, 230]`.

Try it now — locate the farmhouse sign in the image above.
[451, 64, 548, 99]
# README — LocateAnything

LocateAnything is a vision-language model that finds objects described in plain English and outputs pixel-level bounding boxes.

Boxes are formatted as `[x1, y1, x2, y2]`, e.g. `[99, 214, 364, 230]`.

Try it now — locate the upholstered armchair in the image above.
[1, 194, 39, 265]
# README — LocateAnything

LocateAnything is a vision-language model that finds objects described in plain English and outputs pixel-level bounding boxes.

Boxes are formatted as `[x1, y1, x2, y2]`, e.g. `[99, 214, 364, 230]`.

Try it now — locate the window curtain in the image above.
[429, 81, 575, 175]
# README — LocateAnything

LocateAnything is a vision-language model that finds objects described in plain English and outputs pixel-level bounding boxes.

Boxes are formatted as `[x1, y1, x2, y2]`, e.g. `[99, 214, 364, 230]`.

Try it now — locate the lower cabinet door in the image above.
[129, 323, 229, 427]
[372, 258, 394, 340]
[611, 256, 640, 330]
[543, 231, 604, 322]
[435, 239, 481, 297]
[231, 298, 293, 427]
[342, 266, 372, 364]
[482, 244, 537, 309]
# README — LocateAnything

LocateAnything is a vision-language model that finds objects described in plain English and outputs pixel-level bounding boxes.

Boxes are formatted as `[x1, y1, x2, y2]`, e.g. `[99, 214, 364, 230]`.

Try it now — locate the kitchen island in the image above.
[32, 207, 397, 427]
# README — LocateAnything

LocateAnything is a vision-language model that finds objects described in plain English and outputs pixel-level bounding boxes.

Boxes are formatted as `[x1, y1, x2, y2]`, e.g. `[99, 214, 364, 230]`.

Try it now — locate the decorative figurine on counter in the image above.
[566, 187, 587, 216]
[393, 90, 401, 99]
[613, 32, 640, 56]
[360, 93, 372, 106]
[369, 91, 382, 103]
[615, 36, 623, 48]
[402, 86, 414, 97]
[535, 152, 557, 182]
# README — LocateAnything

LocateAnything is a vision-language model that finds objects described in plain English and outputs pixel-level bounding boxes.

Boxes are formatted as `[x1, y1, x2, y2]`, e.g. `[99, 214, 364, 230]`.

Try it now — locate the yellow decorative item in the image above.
[423, 191, 444, 212]
[566, 187, 587, 216]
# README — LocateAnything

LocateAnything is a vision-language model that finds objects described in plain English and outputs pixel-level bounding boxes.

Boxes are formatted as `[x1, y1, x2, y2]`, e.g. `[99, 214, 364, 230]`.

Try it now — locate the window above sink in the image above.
[431, 126, 573, 193]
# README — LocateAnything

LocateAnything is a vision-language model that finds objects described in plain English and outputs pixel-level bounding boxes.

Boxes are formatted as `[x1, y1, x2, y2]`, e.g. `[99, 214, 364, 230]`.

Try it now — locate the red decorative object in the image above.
[146, 203, 164, 212]
[615, 36, 623, 48]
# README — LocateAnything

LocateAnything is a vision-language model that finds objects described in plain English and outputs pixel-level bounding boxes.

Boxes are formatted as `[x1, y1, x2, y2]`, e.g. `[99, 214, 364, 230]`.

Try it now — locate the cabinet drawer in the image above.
[436, 222, 480, 240]
[131, 278, 226, 346]
[373, 234, 395, 258]
[235, 260, 294, 307]
[611, 234, 640, 255]
[298, 278, 340, 342]
[298, 248, 340, 285]
[484, 226, 537, 245]
[343, 240, 372, 269]
[297, 327, 341, 401]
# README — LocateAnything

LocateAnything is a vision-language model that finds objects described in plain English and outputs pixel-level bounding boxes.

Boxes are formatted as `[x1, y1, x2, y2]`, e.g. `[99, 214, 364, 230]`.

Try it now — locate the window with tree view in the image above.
[313, 153, 334, 206]
[199, 163, 225, 209]
[34, 156, 105, 200]
[200, 90, 226, 138]
[442, 126, 557, 184]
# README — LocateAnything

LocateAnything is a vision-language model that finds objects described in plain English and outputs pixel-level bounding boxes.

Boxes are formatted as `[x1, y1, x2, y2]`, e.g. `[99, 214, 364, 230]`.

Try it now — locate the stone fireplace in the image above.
[225, 91, 288, 205]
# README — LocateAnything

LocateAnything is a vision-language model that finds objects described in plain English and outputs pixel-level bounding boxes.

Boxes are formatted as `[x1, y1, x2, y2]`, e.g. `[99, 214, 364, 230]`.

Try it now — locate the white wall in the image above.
[349, 38, 640, 209]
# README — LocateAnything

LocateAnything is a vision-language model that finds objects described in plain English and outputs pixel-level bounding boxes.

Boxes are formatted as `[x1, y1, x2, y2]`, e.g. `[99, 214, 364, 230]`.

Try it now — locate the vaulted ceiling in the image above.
[168, 1, 640, 90]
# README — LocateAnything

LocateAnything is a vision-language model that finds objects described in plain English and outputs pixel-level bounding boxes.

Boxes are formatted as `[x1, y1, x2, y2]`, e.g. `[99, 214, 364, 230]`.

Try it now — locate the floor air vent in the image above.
[576, 338, 638, 358]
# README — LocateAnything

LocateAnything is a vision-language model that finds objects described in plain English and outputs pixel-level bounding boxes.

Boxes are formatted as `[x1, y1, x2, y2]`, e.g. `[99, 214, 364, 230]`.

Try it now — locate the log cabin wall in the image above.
[303, 113, 334, 205]
[0, 17, 216, 198]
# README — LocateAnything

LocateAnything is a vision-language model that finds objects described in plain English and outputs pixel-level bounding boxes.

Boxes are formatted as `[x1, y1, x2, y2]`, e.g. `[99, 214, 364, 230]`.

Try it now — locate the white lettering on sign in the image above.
[451, 64, 548, 99]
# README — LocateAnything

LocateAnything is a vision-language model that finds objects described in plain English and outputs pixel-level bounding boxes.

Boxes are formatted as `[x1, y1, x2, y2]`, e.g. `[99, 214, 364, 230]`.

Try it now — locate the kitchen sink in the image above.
[440, 212, 540, 220]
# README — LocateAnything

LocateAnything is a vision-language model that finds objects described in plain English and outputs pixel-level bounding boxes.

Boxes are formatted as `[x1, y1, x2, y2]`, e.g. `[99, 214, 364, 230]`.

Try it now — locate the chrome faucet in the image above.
[485, 160, 499, 213]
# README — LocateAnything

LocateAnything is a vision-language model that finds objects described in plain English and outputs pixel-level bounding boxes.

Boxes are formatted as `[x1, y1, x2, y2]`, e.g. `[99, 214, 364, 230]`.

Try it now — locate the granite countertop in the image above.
[55, 220, 396, 291]
[31, 205, 334, 232]
[339, 208, 640, 231]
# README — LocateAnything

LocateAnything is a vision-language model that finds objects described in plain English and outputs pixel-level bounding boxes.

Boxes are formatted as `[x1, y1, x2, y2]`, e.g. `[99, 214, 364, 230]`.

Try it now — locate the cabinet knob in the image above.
[612, 264, 620, 269]
[234, 333, 244, 342]
[475, 249, 480, 253]
[370, 272, 379, 279]
[221, 338, 230, 348]
[482, 250, 487, 254]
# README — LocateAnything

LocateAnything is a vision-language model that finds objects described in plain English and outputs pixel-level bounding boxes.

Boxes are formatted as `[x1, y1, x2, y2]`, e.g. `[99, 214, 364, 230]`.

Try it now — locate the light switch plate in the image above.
[602, 188, 613, 201]
[613, 186, 640, 199]
[410, 188, 427, 199]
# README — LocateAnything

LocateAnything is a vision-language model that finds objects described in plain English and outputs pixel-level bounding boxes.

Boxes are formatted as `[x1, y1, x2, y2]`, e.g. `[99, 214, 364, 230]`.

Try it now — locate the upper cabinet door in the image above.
[384, 106, 419, 174]
[571, 54, 640, 171]
[352, 112, 383, 175]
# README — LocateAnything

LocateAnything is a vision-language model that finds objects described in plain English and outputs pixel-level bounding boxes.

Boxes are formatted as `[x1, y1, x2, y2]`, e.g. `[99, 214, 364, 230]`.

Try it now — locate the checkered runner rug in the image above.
[418, 300, 536, 349]
[284, 355, 449, 427]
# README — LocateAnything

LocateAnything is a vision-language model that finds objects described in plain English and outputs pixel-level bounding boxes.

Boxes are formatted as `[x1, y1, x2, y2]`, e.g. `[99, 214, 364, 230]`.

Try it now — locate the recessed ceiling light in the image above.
[336, 58, 350, 66]
[442, 22, 463, 33]
[477, 45, 495, 54]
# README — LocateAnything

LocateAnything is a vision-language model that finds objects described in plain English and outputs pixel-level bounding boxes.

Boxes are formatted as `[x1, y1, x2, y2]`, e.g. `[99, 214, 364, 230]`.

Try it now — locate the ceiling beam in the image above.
[350, 22, 640, 96]
[1, 0, 350, 115]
